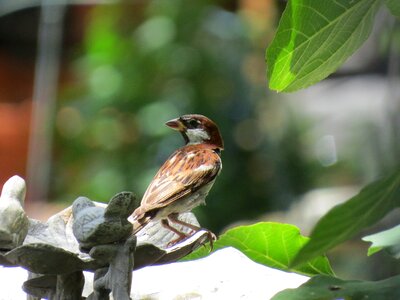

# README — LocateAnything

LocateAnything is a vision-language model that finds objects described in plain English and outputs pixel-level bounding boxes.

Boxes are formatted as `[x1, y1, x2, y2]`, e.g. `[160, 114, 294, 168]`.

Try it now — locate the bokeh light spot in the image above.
[135, 16, 176, 51]
[233, 119, 264, 151]
[315, 135, 338, 167]
[56, 107, 84, 139]
[137, 102, 179, 136]
[90, 117, 124, 150]
[89, 168, 125, 199]
[89, 65, 122, 100]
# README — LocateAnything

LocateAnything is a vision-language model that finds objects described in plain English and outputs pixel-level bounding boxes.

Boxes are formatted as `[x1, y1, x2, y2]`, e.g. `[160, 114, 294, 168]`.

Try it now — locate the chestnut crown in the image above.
[165, 114, 224, 150]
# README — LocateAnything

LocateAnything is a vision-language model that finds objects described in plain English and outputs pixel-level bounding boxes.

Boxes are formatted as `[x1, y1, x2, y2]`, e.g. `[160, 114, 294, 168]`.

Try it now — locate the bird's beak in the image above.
[165, 118, 185, 131]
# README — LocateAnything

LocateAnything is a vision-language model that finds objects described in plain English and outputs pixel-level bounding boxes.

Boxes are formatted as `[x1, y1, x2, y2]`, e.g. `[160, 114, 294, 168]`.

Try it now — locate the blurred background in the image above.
[0, 0, 399, 280]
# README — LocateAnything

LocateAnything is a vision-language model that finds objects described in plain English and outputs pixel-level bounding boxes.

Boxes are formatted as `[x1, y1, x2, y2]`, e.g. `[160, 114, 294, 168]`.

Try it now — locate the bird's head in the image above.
[165, 114, 224, 150]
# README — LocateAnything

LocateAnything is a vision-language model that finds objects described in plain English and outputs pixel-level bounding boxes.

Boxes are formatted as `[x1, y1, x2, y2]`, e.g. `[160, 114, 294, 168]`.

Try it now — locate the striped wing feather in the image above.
[139, 145, 221, 213]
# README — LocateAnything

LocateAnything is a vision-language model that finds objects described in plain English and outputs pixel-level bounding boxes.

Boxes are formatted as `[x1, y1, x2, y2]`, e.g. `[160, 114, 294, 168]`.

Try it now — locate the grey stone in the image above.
[0, 185, 213, 299]
[87, 237, 136, 300]
[0, 176, 29, 250]
[72, 193, 136, 251]
[23, 271, 84, 300]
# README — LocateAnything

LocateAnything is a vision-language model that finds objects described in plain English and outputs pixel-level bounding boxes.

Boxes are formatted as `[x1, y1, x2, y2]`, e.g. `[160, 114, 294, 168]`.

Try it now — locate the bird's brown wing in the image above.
[138, 146, 221, 216]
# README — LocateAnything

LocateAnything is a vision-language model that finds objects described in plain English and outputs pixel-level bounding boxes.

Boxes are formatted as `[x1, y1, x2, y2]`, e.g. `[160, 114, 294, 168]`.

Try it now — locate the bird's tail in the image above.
[129, 211, 152, 236]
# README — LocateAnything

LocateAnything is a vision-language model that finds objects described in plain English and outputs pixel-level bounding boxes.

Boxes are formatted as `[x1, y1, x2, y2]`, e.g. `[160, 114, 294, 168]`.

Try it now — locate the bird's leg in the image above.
[168, 213, 201, 233]
[168, 213, 217, 250]
[161, 219, 189, 247]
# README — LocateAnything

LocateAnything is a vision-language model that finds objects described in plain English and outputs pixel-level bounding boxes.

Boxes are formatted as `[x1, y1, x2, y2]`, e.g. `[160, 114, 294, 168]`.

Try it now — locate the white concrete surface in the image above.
[1, 247, 308, 299]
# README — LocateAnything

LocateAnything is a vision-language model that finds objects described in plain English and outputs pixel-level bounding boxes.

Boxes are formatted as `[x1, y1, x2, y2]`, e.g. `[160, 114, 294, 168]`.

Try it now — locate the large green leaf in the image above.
[271, 274, 400, 300]
[182, 222, 333, 276]
[386, 0, 400, 18]
[292, 171, 400, 266]
[363, 224, 400, 258]
[266, 0, 381, 92]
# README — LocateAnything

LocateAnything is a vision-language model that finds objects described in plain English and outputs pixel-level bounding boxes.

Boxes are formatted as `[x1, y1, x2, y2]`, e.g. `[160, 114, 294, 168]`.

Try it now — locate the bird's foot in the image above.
[166, 234, 190, 248]
[205, 230, 217, 251]
[162, 215, 217, 249]
[166, 228, 216, 249]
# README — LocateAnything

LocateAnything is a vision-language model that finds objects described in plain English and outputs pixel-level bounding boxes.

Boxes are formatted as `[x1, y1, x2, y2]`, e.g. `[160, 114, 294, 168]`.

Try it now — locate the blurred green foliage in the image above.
[53, 0, 321, 232]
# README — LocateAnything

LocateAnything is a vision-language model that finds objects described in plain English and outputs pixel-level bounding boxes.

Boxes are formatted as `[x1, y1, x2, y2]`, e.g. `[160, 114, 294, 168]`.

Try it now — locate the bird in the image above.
[129, 114, 223, 246]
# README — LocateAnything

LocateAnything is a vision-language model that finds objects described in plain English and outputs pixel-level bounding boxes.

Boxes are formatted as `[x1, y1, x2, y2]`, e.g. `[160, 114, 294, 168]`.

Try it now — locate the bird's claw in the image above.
[165, 229, 216, 250]
[205, 230, 217, 252]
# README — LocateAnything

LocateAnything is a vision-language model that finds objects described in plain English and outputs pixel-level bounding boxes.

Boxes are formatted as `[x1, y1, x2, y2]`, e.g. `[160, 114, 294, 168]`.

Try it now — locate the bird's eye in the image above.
[189, 119, 200, 128]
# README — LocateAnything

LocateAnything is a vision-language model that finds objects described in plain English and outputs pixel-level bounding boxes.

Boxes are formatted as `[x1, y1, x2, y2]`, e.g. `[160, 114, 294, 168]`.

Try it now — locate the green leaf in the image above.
[182, 222, 334, 276]
[363, 224, 400, 258]
[271, 274, 400, 300]
[386, 0, 400, 18]
[266, 0, 381, 92]
[292, 171, 400, 266]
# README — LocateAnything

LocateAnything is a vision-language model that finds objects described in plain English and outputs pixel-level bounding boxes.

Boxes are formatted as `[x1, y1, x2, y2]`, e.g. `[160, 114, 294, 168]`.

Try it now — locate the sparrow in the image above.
[129, 114, 223, 246]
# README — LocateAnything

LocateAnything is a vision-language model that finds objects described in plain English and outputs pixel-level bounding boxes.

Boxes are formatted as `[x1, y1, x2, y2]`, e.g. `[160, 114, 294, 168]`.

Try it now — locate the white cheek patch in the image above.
[186, 128, 210, 144]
